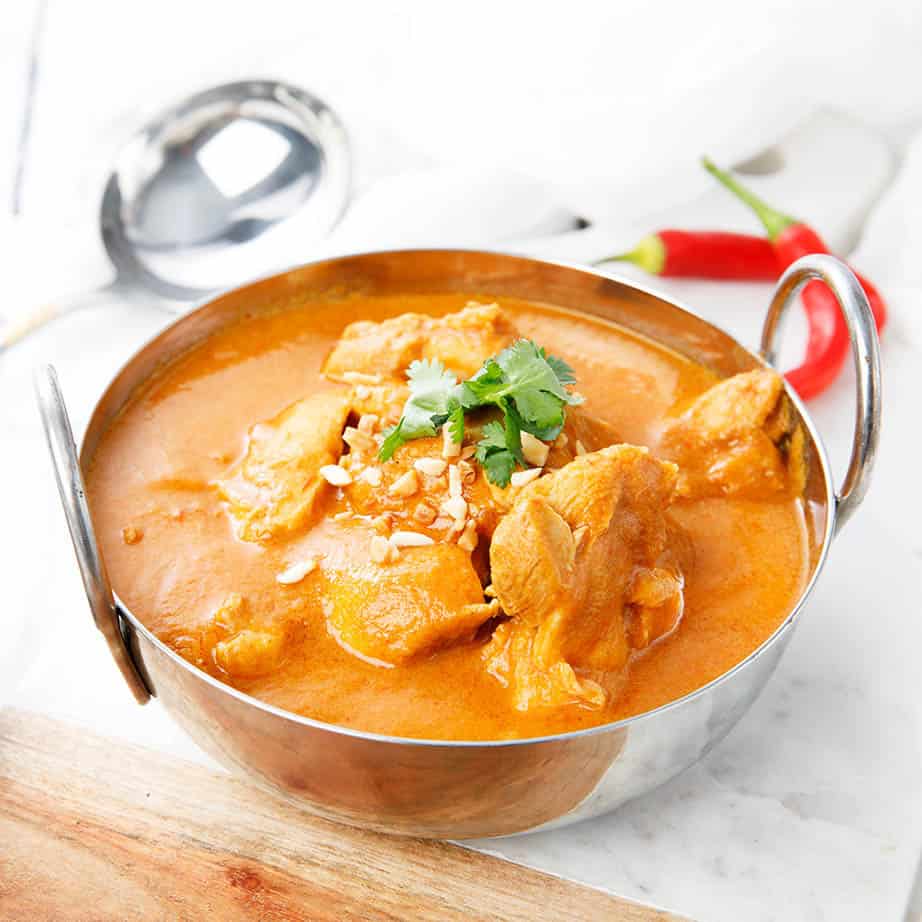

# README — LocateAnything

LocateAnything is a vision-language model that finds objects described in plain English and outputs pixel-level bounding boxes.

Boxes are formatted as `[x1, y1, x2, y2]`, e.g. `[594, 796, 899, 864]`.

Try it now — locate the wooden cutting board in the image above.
[0, 710, 685, 921]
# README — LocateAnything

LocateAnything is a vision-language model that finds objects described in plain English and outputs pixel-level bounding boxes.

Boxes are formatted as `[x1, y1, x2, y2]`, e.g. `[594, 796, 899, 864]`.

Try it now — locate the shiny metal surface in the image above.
[760, 254, 882, 533]
[2, 80, 350, 350]
[33, 366, 150, 704]
[40, 250, 880, 838]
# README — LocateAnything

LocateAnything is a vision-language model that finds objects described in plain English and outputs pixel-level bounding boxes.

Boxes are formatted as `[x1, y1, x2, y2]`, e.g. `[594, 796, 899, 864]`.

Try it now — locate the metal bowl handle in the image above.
[35, 365, 152, 703]
[760, 254, 882, 534]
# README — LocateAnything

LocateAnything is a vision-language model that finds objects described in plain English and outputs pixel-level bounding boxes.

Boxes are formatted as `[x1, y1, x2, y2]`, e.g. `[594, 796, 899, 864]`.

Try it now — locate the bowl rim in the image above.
[98, 247, 837, 749]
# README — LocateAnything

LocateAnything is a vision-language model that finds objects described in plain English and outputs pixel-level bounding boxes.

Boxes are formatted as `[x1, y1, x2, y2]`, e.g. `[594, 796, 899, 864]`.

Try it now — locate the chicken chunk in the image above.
[486, 445, 687, 711]
[216, 392, 352, 543]
[659, 369, 805, 500]
[322, 301, 518, 382]
[164, 593, 287, 679]
[322, 543, 492, 665]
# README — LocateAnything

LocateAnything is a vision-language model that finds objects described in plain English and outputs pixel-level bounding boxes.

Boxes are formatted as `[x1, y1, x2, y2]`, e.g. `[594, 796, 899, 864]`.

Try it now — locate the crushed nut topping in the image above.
[320, 464, 353, 486]
[414, 457, 447, 477]
[390, 530, 436, 548]
[343, 426, 376, 454]
[510, 468, 542, 487]
[370, 534, 399, 564]
[448, 464, 463, 499]
[342, 371, 383, 385]
[276, 557, 318, 584]
[442, 425, 461, 459]
[520, 431, 550, 467]
[357, 413, 379, 434]
[457, 459, 476, 484]
[360, 466, 383, 486]
[412, 502, 438, 525]
[371, 514, 393, 535]
[442, 495, 468, 525]
[388, 469, 419, 498]
[457, 519, 479, 552]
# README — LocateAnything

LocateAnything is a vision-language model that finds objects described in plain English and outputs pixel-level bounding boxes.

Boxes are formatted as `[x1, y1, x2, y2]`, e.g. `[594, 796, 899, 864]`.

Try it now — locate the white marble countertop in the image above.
[3, 4, 922, 920]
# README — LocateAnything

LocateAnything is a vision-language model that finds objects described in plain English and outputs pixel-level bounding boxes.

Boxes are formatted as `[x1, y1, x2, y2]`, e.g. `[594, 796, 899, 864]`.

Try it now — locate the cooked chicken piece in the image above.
[322, 543, 492, 665]
[323, 302, 518, 381]
[215, 629, 285, 678]
[349, 382, 408, 427]
[165, 593, 287, 679]
[659, 369, 805, 500]
[216, 392, 352, 543]
[486, 445, 687, 711]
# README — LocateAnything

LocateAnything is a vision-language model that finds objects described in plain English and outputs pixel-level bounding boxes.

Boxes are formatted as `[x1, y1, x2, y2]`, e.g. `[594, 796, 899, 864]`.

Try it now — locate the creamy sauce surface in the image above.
[86, 294, 810, 740]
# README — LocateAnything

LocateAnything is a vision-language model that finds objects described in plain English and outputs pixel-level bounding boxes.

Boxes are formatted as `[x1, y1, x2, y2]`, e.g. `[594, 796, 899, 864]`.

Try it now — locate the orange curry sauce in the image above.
[86, 295, 810, 740]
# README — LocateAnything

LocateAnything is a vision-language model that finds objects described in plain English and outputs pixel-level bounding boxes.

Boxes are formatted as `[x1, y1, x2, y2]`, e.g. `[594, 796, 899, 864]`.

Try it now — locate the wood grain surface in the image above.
[0, 710, 686, 921]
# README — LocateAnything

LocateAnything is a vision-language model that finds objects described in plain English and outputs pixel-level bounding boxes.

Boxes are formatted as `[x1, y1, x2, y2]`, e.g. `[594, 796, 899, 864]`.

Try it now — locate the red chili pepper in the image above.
[702, 158, 887, 400]
[597, 229, 778, 280]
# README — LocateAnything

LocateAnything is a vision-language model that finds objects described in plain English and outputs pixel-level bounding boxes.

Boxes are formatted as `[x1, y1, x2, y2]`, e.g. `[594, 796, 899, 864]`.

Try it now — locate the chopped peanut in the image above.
[458, 459, 476, 484]
[388, 469, 419, 498]
[413, 502, 438, 525]
[448, 464, 463, 499]
[276, 557, 318, 584]
[320, 464, 353, 486]
[390, 531, 436, 548]
[442, 495, 468, 524]
[510, 468, 542, 487]
[442, 426, 461, 459]
[370, 535, 399, 564]
[343, 426, 376, 454]
[360, 466, 383, 486]
[457, 519, 479, 552]
[371, 514, 392, 535]
[520, 432, 550, 467]
[342, 371, 382, 385]
[357, 413, 379, 434]
[414, 457, 447, 477]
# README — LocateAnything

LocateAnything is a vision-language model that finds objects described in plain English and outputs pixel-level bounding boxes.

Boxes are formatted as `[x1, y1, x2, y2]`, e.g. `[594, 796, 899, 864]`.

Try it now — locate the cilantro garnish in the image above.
[377, 359, 462, 461]
[377, 339, 582, 485]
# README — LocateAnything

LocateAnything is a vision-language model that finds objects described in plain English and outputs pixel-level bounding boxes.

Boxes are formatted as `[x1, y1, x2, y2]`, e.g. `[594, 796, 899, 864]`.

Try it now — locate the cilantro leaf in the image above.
[473, 407, 525, 487]
[447, 403, 465, 444]
[460, 358, 504, 408]
[481, 449, 517, 488]
[544, 352, 577, 386]
[475, 420, 507, 458]
[495, 339, 582, 406]
[378, 420, 406, 462]
[462, 340, 582, 438]
[378, 359, 461, 460]
[376, 337, 581, 479]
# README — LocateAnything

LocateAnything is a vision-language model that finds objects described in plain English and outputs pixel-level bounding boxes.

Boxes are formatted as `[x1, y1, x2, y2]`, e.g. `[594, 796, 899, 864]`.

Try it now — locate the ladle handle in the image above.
[34, 365, 152, 703]
[0, 281, 128, 353]
[760, 254, 882, 535]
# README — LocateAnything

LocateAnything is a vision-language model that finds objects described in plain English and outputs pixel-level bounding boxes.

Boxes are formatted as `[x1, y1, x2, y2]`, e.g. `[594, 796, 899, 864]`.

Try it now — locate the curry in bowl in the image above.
[86, 295, 809, 741]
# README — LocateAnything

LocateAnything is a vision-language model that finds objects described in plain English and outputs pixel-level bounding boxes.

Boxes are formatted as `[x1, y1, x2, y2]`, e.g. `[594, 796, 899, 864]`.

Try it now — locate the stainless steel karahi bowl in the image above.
[37, 249, 880, 839]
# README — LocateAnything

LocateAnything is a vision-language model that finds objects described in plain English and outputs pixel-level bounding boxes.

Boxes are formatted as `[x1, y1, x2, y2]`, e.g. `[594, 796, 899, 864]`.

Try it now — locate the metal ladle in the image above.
[1, 79, 350, 350]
